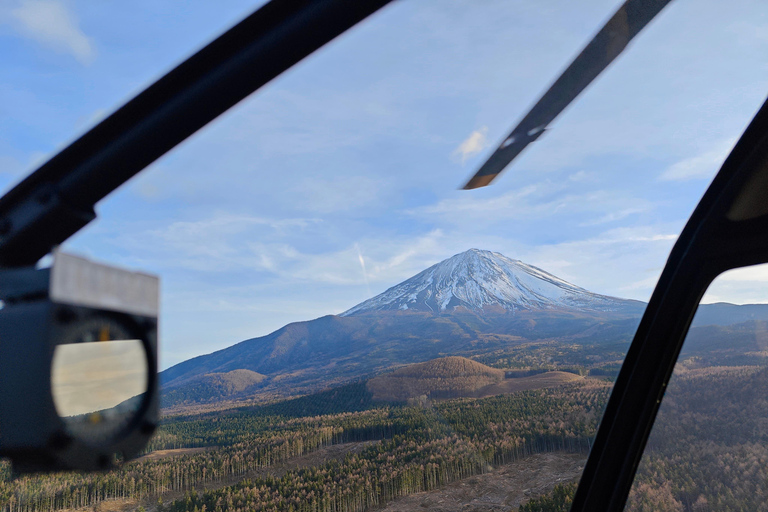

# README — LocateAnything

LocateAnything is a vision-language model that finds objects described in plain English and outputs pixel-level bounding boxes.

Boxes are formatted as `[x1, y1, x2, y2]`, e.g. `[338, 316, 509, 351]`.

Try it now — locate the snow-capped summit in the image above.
[342, 249, 630, 315]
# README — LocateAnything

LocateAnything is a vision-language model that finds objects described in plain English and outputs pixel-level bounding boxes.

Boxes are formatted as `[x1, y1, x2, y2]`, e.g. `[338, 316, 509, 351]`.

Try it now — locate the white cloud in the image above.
[515, 225, 682, 301]
[107, 211, 447, 288]
[354, 243, 371, 296]
[717, 264, 768, 282]
[702, 263, 768, 304]
[659, 138, 737, 182]
[411, 183, 547, 219]
[453, 127, 488, 163]
[701, 263, 768, 304]
[8, 0, 95, 64]
[409, 181, 652, 228]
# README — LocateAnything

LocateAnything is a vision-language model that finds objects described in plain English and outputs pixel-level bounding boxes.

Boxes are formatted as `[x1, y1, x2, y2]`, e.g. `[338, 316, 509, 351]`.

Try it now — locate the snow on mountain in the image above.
[342, 249, 630, 315]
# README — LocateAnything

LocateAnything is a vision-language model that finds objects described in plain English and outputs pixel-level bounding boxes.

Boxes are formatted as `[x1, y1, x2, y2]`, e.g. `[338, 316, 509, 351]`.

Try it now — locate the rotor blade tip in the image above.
[462, 173, 498, 190]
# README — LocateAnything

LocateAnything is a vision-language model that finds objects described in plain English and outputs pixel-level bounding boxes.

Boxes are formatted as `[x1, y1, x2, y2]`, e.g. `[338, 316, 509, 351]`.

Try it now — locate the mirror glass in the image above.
[51, 320, 148, 444]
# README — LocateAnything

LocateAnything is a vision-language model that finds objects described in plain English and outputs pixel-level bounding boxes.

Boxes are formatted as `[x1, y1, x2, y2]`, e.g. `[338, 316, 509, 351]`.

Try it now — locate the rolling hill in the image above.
[366, 356, 583, 402]
[367, 356, 505, 401]
[161, 369, 266, 406]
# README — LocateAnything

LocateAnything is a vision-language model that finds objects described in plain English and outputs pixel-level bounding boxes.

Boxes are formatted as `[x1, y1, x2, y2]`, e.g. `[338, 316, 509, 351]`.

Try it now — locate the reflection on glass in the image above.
[52, 336, 147, 443]
[626, 264, 768, 511]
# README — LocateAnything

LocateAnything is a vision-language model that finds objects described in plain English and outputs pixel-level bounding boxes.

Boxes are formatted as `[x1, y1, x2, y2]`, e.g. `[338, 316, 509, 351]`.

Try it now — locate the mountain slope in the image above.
[342, 249, 636, 315]
[162, 249, 768, 409]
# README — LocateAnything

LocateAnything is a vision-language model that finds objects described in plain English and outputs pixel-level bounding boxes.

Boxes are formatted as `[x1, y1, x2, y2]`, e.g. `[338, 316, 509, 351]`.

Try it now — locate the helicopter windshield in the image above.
[0, 0, 766, 510]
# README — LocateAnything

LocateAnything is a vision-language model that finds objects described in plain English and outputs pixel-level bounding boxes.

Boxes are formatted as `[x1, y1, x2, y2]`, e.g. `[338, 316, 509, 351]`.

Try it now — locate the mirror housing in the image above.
[0, 252, 158, 472]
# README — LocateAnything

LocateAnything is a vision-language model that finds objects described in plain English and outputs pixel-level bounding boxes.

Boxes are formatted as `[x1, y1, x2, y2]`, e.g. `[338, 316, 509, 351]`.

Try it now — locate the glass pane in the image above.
[51, 319, 148, 443]
[626, 263, 768, 511]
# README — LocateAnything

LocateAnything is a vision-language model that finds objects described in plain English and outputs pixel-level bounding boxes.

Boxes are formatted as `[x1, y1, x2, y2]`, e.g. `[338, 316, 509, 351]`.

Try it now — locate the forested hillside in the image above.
[160, 309, 640, 408]
[162, 370, 266, 407]
[627, 365, 768, 511]
[0, 379, 609, 512]
[514, 365, 768, 512]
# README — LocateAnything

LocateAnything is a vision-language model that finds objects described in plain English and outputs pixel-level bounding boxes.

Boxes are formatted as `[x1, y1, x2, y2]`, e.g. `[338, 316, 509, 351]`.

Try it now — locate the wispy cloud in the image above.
[276, 230, 446, 287]
[355, 243, 371, 296]
[110, 213, 321, 273]
[409, 181, 651, 228]
[568, 171, 594, 182]
[410, 182, 556, 220]
[7, 0, 95, 64]
[453, 127, 488, 163]
[578, 207, 649, 227]
[659, 138, 737, 182]
[518, 225, 681, 301]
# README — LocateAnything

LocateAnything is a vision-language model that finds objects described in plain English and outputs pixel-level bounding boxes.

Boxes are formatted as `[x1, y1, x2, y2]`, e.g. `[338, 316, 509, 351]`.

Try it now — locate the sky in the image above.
[1, 0, 767, 369]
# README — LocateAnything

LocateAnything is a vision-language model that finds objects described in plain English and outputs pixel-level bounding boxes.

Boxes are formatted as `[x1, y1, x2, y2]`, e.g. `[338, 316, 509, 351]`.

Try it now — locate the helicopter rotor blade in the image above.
[463, 0, 673, 190]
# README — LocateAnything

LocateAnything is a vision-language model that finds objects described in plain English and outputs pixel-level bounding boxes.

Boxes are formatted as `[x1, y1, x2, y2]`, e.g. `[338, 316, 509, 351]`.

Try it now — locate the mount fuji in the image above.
[343, 249, 632, 315]
[161, 249, 651, 408]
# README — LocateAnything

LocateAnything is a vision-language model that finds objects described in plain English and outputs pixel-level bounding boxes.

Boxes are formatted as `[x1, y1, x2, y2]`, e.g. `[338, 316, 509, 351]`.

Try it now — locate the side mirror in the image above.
[0, 251, 159, 472]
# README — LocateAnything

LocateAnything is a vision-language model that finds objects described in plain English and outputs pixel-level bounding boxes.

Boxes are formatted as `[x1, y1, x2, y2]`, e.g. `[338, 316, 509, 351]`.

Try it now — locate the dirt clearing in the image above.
[136, 447, 210, 461]
[379, 452, 586, 512]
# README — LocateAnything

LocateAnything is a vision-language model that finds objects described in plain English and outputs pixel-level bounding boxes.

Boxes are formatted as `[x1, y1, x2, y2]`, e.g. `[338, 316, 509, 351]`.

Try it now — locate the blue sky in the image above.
[1, 0, 767, 369]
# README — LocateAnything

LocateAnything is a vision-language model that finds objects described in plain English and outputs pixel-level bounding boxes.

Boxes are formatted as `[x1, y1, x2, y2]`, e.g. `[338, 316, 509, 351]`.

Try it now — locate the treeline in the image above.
[163, 435, 490, 512]
[507, 365, 768, 512]
[519, 482, 577, 512]
[148, 385, 380, 453]
[199, 381, 379, 423]
[508, 365, 768, 512]
[0, 380, 610, 512]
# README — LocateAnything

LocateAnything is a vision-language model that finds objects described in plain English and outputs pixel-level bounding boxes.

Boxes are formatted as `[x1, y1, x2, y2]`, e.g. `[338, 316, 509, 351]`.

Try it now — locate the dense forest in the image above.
[4, 336, 768, 512]
[626, 365, 768, 512]
[519, 483, 577, 512]
[517, 365, 768, 512]
[0, 379, 609, 512]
